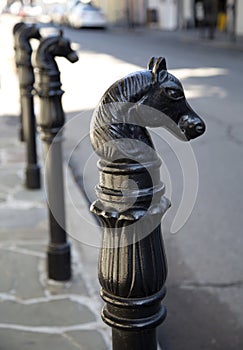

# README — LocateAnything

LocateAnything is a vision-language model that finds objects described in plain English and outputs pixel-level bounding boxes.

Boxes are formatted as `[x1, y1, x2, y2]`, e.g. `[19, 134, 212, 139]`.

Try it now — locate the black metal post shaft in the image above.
[34, 33, 78, 281]
[43, 127, 71, 281]
[90, 56, 205, 349]
[91, 160, 169, 350]
[13, 22, 41, 189]
[13, 22, 25, 142]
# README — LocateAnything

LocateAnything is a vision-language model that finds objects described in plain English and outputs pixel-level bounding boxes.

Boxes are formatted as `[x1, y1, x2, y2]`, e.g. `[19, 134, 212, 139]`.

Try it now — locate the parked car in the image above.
[8, 1, 42, 18]
[68, 2, 107, 29]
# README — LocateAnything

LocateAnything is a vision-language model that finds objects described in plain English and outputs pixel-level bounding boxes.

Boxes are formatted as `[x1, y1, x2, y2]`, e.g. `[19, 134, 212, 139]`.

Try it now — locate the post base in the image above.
[47, 242, 71, 281]
[101, 288, 166, 350]
[25, 165, 41, 189]
[112, 328, 157, 350]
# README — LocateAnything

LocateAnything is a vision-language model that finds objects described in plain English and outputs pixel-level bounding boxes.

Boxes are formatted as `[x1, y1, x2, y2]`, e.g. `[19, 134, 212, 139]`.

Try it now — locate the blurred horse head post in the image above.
[34, 32, 78, 281]
[13, 22, 41, 189]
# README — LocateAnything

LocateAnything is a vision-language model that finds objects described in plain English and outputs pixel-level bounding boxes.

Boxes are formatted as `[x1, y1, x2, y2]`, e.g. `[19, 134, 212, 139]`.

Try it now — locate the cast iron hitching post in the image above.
[34, 33, 78, 281]
[13, 22, 41, 189]
[13, 22, 25, 142]
[90, 57, 205, 349]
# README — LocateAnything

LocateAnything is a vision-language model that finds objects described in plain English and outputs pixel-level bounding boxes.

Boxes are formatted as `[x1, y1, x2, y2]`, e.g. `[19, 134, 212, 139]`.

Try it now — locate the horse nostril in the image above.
[195, 123, 204, 134]
[67, 52, 79, 63]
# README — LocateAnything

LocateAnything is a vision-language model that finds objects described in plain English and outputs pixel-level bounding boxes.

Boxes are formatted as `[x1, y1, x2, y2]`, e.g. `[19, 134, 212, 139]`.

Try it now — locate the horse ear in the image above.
[147, 57, 167, 71]
[152, 57, 167, 74]
[147, 57, 157, 70]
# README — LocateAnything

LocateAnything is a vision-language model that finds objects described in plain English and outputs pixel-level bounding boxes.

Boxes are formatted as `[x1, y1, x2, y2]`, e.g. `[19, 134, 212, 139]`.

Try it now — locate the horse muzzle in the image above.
[67, 51, 79, 63]
[178, 114, 206, 140]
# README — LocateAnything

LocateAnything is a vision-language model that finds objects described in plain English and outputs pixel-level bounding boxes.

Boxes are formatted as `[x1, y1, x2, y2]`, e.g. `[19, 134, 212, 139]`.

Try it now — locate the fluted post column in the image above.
[91, 157, 170, 350]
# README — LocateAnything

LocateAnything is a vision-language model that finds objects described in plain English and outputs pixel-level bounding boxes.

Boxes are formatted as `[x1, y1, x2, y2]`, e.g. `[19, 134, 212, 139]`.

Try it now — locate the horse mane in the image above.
[35, 36, 61, 72]
[104, 70, 152, 104]
[93, 70, 153, 130]
[15, 24, 40, 55]
[90, 57, 173, 161]
[90, 70, 155, 161]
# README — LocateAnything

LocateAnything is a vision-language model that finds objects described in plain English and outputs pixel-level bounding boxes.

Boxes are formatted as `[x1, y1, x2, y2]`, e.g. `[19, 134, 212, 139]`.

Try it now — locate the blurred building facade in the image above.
[93, 0, 146, 26]
[94, 0, 241, 38]
[4, 0, 242, 38]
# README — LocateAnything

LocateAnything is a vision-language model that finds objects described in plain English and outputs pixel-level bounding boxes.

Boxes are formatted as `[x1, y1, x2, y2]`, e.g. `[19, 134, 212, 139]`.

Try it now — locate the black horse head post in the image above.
[34, 33, 78, 281]
[13, 22, 41, 189]
[90, 57, 205, 350]
[13, 22, 26, 142]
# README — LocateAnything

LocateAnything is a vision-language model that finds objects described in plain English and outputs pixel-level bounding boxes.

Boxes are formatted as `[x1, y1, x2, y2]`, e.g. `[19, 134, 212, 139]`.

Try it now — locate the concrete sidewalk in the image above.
[0, 117, 111, 350]
[0, 14, 110, 350]
[176, 27, 243, 52]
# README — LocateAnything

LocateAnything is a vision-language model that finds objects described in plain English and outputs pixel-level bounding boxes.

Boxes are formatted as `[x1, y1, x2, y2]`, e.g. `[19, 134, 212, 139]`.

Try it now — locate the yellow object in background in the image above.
[217, 12, 227, 31]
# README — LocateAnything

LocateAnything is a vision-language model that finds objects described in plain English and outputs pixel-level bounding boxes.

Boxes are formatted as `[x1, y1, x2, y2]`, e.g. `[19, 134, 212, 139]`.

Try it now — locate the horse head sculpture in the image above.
[34, 32, 79, 132]
[13, 22, 41, 62]
[90, 56, 205, 163]
[90, 58, 206, 345]
[35, 32, 78, 74]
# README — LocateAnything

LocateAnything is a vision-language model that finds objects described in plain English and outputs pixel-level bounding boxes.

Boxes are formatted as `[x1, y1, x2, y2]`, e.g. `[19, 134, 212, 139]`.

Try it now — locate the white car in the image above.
[68, 2, 107, 29]
[9, 2, 42, 18]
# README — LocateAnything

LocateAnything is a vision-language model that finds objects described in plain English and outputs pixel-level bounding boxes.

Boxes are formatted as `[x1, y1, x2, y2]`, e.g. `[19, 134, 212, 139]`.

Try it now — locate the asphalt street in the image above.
[56, 26, 243, 349]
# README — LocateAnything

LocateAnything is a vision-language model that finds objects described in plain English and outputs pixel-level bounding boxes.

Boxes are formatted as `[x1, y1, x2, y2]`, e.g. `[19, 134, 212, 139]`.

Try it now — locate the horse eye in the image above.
[165, 88, 184, 100]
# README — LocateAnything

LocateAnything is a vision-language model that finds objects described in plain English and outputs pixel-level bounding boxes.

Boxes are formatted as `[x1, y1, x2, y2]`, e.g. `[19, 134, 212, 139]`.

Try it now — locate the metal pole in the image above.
[34, 33, 78, 281]
[13, 22, 41, 189]
[230, 0, 237, 41]
[90, 57, 205, 349]
[91, 160, 168, 350]
[13, 22, 25, 142]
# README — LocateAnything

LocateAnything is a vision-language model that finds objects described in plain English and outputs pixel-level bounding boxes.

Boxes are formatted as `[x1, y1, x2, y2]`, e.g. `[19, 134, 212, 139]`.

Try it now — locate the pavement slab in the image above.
[0, 329, 100, 350]
[0, 299, 96, 327]
[0, 250, 44, 299]
[66, 330, 109, 350]
[0, 207, 46, 229]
